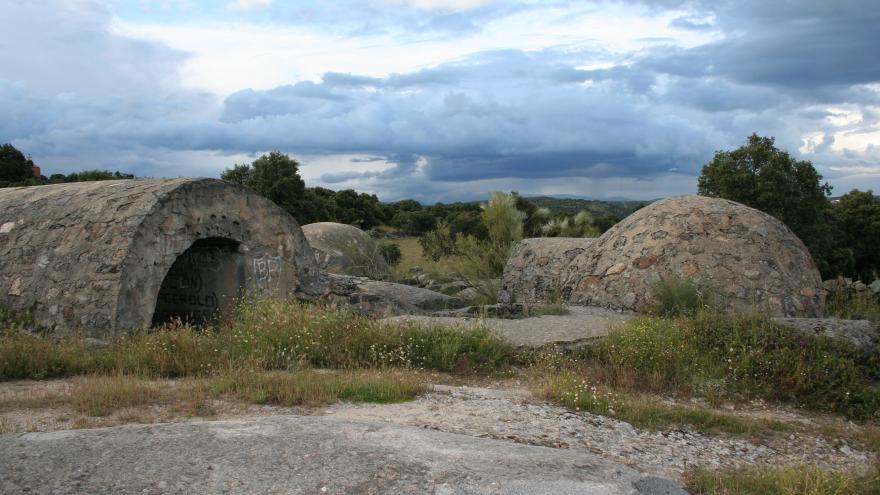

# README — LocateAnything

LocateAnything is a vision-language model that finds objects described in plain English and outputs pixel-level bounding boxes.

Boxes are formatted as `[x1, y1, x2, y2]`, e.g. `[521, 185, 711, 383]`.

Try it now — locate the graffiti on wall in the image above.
[252, 255, 282, 287]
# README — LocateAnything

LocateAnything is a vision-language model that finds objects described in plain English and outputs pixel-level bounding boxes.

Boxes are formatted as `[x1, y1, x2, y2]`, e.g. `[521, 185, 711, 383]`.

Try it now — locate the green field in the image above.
[389, 236, 463, 280]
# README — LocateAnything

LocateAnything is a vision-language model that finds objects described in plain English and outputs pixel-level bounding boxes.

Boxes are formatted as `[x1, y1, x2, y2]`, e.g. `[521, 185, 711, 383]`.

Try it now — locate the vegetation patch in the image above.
[0, 299, 514, 381]
[528, 311, 880, 420]
[538, 371, 787, 438]
[0, 371, 426, 418]
[585, 312, 879, 419]
[522, 304, 570, 317]
[827, 290, 880, 323]
[211, 370, 425, 407]
[649, 273, 715, 317]
[687, 464, 880, 495]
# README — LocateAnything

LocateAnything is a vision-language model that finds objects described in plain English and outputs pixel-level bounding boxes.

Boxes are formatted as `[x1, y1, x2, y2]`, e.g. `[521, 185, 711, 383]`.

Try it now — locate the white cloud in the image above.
[376, 0, 496, 11]
[226, 0, 273, 10]
[113, 3, 718, 96]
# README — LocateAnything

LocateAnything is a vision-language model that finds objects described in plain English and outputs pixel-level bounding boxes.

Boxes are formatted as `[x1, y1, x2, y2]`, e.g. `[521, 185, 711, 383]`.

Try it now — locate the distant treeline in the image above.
[219, 151, 630, 238]
[0, 143, 134, 188]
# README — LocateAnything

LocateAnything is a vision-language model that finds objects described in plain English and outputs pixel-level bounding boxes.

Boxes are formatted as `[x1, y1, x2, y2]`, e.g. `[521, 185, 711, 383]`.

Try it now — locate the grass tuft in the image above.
[650, 273, 713, 317]
[69, 375, 162, 416]
[211, 370, 426, 407]
[539, 371, 788, 437]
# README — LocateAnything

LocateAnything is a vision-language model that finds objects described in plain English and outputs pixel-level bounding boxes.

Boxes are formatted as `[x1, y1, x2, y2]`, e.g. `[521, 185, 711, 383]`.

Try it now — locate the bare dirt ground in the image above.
[1, 378, 875, 485]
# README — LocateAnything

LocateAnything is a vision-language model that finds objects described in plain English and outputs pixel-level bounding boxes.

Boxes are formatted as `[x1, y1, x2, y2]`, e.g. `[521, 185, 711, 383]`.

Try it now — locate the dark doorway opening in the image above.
[152, 238, 245, 327]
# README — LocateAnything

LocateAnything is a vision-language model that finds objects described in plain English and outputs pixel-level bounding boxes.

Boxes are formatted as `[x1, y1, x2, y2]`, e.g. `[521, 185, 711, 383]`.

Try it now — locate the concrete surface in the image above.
[0, 415, 686, 495]
[0, 179, 321, 334]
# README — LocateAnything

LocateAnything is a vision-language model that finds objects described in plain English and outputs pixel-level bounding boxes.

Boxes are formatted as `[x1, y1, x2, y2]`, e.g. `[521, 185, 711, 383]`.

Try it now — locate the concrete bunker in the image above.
[0, 178, 321, 335]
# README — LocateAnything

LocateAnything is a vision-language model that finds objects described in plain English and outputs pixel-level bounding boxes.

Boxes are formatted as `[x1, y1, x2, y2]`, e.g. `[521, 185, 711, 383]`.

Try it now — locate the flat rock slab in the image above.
[772, 317, 877, 351]
[0, 415, 684, 495]
[386, 306, 634, 347]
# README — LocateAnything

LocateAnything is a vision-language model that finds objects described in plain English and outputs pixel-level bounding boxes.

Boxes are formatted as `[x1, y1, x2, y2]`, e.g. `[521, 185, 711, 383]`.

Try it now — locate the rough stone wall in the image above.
[558, 195, 824, 317]
[500, 238, 595, 303]
[0, 179, 320, 334]
[302, 222, 389, 279]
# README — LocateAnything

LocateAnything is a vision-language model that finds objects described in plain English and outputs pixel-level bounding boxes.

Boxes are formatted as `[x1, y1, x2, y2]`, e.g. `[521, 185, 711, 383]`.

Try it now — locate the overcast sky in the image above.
[2, 0, 878, 202]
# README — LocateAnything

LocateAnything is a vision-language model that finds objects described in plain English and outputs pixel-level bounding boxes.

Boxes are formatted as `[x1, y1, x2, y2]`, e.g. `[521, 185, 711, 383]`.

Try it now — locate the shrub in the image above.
[419, 220, 456, 262]
[377, 240, 402, 266]
[482, 191, 524, 247]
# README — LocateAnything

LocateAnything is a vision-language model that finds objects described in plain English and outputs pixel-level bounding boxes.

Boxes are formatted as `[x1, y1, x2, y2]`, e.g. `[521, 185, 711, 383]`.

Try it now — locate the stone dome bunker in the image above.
[558, 195, 825, 317]
[0, 178, 320, 335]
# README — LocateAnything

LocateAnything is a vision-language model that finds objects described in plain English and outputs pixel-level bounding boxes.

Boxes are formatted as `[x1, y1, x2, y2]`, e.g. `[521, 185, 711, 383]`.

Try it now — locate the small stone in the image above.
[0, 221, 15, 233]
[8, 278, 22, 296]
[605, 263, 626, 276]
[800, 287, 815, 298]
[633, 255, 658, 269]
[743, 269, 760, 279]
[681, 262, 700, 276]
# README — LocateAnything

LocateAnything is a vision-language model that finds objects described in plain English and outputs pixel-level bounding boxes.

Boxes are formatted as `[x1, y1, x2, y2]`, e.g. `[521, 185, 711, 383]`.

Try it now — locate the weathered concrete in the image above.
[0, 415, 686, 495]
[559, 195, 824, 317]
[0, 179, 320, 334]
[501, 237, 595, 303]
[302, 222, 390, 279]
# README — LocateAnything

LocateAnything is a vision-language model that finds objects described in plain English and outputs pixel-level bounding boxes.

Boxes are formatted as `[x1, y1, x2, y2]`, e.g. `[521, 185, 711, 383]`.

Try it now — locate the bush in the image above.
[541, 210, 600, 237]
[482, 191, 524, 247]
[419, 221, 456, 262]
[377, 240, 402, 266]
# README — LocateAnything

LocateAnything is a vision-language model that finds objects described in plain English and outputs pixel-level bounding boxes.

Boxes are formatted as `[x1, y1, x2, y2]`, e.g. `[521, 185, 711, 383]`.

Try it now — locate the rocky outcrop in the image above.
[302, 222, 389, 279]
[500, 237, 595, 303]
[319, 273, 464, 317]
[772, 317, 878, 352]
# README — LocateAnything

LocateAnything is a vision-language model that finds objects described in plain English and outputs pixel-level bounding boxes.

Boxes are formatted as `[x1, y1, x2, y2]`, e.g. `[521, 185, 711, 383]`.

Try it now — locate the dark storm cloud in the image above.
[2, 0, 879, 201]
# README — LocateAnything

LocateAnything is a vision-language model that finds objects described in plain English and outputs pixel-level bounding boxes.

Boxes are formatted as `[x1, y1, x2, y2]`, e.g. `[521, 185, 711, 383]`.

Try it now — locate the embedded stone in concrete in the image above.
[500, 237, 595, 304]
[559, 195, 824, 317]
[0, 179, 321, 334]
[302, 222, 390, 279]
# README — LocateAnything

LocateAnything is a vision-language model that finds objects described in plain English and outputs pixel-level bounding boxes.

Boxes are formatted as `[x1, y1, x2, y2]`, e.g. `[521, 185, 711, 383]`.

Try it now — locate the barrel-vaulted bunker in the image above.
[0, 178, 320, 335]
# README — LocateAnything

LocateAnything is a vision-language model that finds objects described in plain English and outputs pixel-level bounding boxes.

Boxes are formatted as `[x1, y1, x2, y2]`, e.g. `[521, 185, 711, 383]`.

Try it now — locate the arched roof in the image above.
[0, 178, 320, 334]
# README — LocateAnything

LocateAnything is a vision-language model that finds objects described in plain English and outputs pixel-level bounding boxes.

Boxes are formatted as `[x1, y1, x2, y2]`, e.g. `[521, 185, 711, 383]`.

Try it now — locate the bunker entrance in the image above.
[152, 238, 245, 327]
